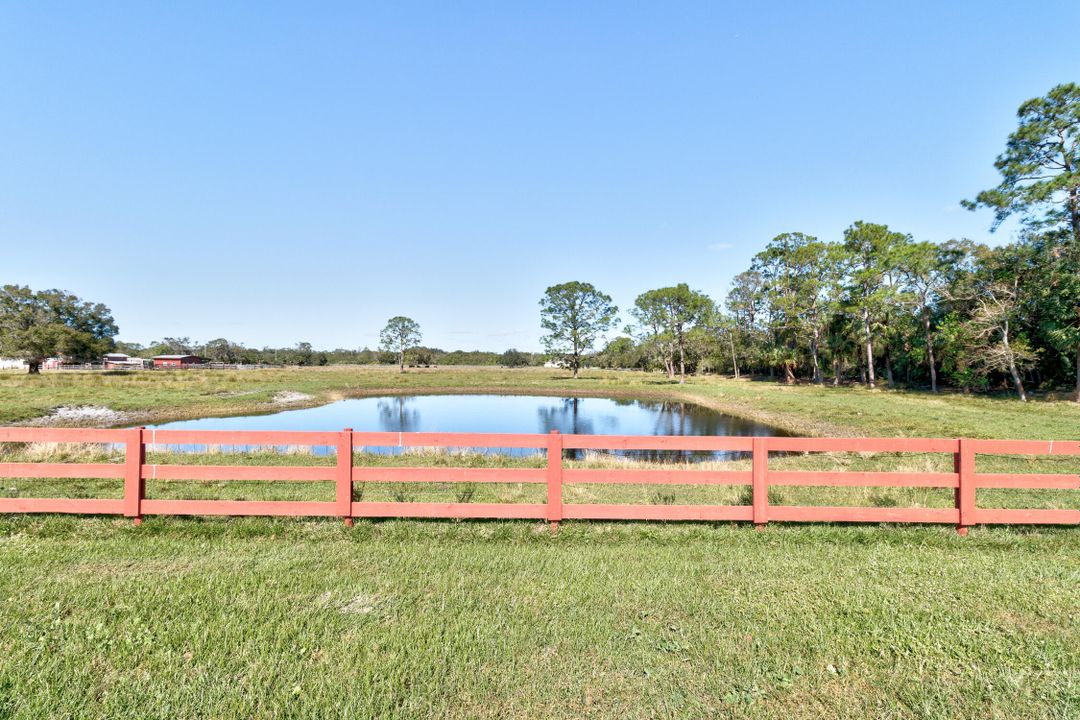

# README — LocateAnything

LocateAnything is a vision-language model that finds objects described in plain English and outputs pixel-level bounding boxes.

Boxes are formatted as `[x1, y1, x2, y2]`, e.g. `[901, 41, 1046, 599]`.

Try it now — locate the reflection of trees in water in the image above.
[635, 399, 774, 440]
[377, 397, 421, 432]
[600, 399, 762, 463]
[536, 397, 596, 436]
[364, 394, 778, 463]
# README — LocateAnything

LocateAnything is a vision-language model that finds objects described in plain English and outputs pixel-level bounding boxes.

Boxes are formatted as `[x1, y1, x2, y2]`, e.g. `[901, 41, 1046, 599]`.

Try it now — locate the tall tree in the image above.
[631, 284, 714, 384]
[539, 282, 618, 379]
[0, 285, 118, 373]
[963, 83, 1080, 241]
[1028, 230, 1080, 400]
[379, 316, 422, 373]
[725, 270, 768, 378]
[946, 245, 1037, 401]
[752, 233, 837, 383]
[964, 82, 1080, 399]
[842, 222, 908, 388]
[896, 240, 959, 392]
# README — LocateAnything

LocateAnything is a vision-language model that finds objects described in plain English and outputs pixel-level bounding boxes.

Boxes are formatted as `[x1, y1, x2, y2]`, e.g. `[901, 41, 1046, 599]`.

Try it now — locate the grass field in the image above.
[4, 365, 1080, 439]
[1, 517, 1077, 719]
[1, 366, 1078, 717]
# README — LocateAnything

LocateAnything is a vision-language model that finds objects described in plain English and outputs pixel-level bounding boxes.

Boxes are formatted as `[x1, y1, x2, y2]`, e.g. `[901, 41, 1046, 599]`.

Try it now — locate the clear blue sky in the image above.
[2, 2, 1077, 352]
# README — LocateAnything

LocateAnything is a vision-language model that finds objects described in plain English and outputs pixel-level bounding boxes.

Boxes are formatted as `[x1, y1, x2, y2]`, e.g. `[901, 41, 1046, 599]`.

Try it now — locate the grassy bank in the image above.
[3, 365, 1080, 439]
[1, 517, 1077, 719]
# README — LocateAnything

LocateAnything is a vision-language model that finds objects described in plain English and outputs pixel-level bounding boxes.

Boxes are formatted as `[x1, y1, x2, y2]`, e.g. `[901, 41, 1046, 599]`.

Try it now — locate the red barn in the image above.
[152, 354, 202, 368]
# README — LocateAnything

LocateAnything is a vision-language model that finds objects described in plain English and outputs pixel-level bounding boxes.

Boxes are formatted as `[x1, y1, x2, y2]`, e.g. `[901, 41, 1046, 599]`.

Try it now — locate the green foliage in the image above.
[595, 336, 643, 370]
[379, 316, 423, 372]
[498, 348, 530, 368]
[539, 281, 619, 378]
[630, 284, 714, 383]
[963, 82, 1080, 237]
[752, 233, 842, 383]
[0, 285, 118, 372]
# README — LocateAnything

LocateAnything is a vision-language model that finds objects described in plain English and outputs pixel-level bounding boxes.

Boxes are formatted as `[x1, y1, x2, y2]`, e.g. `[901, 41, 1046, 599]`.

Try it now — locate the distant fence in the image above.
[0, 427, 1076, 532]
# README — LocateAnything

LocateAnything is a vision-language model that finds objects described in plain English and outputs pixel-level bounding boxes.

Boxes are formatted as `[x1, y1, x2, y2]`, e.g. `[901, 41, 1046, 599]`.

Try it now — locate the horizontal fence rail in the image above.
[0, 427, 1076, 532]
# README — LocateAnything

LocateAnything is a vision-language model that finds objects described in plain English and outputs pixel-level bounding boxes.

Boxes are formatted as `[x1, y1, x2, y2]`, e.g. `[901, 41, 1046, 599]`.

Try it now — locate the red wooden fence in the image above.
[0, 427, 1077, 532]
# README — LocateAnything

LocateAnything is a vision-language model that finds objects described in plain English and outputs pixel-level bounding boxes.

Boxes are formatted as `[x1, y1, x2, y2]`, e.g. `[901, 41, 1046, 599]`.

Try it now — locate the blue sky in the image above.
[2, 2, 1077, 352]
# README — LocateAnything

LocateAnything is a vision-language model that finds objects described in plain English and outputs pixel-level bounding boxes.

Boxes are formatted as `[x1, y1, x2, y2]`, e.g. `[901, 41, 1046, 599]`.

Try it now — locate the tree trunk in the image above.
[1074, 343, 1080, 402]
[1068, 183, 1080, 249]
[924, 310, 938, 393]
[884, 349, 894, 386]
[810, 329, 822, 384]
[832, 357, 841, 386]
[677, 340, 686, 384]
[729, 336, 739, 379]
[1001, 324, 1027, 402]
[862, 308, 875, 388]
[783, 363, 795, 384]
[28, 361, 41, 374]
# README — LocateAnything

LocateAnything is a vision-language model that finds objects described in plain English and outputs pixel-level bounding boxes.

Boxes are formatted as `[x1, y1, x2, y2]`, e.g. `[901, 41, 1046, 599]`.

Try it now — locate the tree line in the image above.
[554, 222, 1075, 402]
[0, 299, 542, 372]
[539, 83, 1080, 401]
[114, 335, 543, 369]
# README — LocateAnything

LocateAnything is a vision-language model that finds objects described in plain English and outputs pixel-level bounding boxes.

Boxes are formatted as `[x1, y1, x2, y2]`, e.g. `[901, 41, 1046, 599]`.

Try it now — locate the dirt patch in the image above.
[314, 591, 378, 615]
[28, 405, 141, 428]
[339, 594, 377, 615]
[272, 391, 314, 405]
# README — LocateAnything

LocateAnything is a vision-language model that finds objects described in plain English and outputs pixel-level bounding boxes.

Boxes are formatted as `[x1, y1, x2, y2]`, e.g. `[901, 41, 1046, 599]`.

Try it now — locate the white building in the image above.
[103, 353, 149, 370]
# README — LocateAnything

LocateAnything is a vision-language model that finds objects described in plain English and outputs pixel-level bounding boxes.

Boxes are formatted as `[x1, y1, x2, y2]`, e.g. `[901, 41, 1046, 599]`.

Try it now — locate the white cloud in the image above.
[708, 242, 734, 251]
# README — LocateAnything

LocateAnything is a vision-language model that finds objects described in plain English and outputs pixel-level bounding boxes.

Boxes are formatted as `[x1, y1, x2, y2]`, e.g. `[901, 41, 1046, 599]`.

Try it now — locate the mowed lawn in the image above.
[1, 367, 1079, 717]
[1, 517, 1078, 719]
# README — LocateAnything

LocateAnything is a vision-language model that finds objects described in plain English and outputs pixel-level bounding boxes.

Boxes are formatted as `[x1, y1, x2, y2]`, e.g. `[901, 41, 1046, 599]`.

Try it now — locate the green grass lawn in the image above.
[1, 367, 1078, 717]
[1, 517, 1077, 719]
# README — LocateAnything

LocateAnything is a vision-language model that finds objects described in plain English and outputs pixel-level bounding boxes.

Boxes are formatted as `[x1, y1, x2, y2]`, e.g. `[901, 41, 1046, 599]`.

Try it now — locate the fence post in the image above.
[546, 430, 563, 534]
[956, 437, 975, 536]
[752, 436, 768, 530]
[123, 426, 145, 525]
[337, 428, 354, 527]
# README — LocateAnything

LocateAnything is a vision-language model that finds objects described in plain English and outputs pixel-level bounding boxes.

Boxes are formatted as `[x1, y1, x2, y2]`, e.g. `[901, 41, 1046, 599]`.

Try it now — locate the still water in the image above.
[149, 394, 785, 461]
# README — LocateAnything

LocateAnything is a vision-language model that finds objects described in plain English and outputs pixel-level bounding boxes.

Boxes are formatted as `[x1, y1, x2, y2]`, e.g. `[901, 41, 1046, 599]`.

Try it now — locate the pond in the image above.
[148, 394, 786, 461]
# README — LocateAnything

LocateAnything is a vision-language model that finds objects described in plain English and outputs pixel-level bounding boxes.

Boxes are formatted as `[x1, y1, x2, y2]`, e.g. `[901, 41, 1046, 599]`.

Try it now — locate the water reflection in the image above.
[533, 398, 762, 461]
[536, 397, 596, 436]
[377, 397, 421, 432]
[147, 394, 785, 462]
